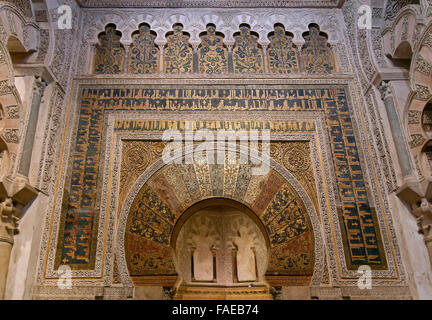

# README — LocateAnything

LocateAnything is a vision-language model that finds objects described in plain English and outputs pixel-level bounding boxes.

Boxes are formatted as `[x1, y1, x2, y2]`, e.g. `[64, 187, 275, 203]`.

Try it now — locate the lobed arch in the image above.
[0, 4, 39, 55]
[382, 6, 420, 60]
[85, 13, 128, 44]
[115, 144, 325, 289]
[84, 12, 340, 50]
[0, 40, 22, 177]
[0, 3, 45, 179]
[170, 197, 271, 252]
[90, 20, 338, 75]
[403, 19, 432, 181]
[199, 14, 226, 31]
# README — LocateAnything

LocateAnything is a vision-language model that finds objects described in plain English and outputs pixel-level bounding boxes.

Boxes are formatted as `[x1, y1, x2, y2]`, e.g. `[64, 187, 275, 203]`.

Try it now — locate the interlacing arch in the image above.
[0, 38, 23, 178]
[380, 3, 432, 182]
[0, 3, 41, 179]
[404, 20, 432, 181]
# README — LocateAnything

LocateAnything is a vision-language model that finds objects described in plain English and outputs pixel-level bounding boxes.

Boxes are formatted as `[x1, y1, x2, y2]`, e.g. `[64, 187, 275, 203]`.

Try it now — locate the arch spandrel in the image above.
[403, 20, 432, 179]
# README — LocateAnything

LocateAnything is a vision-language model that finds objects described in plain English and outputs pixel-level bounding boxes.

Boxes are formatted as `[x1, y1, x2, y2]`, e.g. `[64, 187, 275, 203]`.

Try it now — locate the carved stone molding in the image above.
[78, 0, 345, 8]
[384, 0, 420, 22]
[2, 129, 19, 144]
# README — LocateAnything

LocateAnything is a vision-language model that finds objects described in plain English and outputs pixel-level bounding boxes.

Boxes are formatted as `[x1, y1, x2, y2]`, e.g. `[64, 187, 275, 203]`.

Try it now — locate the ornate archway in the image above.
[115, 145, 323, 299]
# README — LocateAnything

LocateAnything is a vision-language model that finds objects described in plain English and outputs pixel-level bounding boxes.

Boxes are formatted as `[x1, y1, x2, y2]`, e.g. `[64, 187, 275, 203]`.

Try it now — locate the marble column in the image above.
[378, 81, 413, 177]
[0, 198, 20, 300]
[262, 45, 269, 74]
[227, 45, 234, 73]
[192, 44, 199, 73]
[158, 45, 165, 73]
[123, 43, 131, 74]
[18, 77, 46, 177]
[295, 42, 304, 73]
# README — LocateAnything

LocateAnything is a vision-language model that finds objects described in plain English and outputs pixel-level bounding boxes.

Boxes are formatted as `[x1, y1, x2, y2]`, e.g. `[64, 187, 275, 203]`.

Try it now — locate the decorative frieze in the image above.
[0, 80, 10, 95]
[79, 0, 344, 8]
[415, 55, 432, 75]
[2, 129, 19, 144]
[410, 133, 426, 148]
[415, 84, 432, 100]
[408, 110, 422, 124]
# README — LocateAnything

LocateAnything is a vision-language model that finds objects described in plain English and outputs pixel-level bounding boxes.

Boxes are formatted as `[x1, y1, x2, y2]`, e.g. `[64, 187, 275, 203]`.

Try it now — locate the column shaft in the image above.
[379, 81, 413, 177]
[18, 77, 46, 177]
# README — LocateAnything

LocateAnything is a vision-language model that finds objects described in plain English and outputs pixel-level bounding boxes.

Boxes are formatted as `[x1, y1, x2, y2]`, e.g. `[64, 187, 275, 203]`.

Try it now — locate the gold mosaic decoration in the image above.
[271, 142, 319, 215]
[267, 24, 300, 74]
[94, 25, 125, 74]
[164, 24, 193, 74]
[302, 24, 334, 74]
[198, 24, 228, 74]
[233, 24, 264, 73]
[128, 24, 159, 74]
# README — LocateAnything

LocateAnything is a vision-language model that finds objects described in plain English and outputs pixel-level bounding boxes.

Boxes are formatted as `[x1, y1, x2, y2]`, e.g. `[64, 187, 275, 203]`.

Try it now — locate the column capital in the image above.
[33, 77, 47, 97]
[378, 80, 392, 100]
[259, 41, 270, 50]
[293, 41, 305, 49]
[155, 41, 167, 48]
[190, 42, 200, 52]
[224, 41, 235, 52]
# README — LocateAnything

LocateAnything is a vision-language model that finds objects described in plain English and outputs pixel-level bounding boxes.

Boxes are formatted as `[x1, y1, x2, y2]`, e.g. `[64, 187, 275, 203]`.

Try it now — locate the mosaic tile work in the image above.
[57, 86, 387, 271]
[164, 24, 193, 74]
[91, 22, 337, 75]
[271, 142, 319, 214]
[267, 25, 300, 74]
[198, 24, 228, 74]
[302, 25, 334, 74]
[124, 157, 315, 276]
[233, 25, 264, 73]
[128, 24, 158, 74]
[94, 25, 125, 74]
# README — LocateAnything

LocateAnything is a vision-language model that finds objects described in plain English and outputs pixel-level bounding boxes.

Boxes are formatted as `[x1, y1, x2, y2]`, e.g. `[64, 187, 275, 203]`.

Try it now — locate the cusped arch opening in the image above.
[7, 36, 35, 64]
[120, 145, 320, 299]
[171, 198, 270, 249]
[388, 41, 412, 70]
[172, 198, 270, 290]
